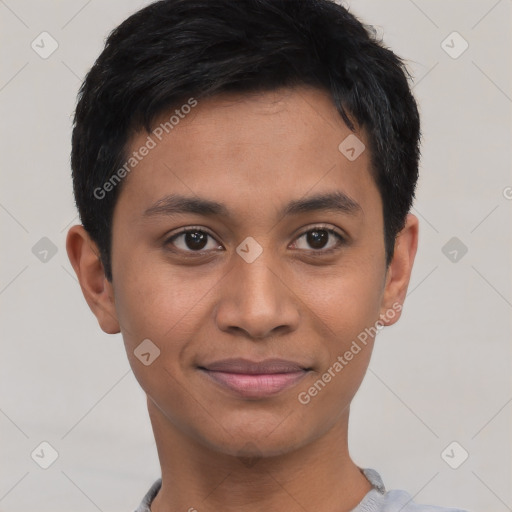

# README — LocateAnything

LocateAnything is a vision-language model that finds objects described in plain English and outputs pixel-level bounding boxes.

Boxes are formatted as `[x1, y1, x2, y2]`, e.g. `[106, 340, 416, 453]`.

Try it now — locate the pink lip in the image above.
[199, 358, 311, 398]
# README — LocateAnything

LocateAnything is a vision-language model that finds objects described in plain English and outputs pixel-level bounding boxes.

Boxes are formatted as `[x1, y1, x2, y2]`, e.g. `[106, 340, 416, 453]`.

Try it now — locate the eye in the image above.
[165, 227, 222, 253]
[291, 225, 345, 253]
[164, 224, 346, 256]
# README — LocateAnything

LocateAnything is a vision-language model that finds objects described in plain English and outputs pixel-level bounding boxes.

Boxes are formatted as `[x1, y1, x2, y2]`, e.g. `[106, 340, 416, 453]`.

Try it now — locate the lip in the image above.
[198, 358, 311, 399]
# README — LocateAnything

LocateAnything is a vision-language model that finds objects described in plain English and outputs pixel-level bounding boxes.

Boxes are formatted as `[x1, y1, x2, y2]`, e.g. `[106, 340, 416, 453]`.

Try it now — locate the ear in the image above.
[379, 213, 419, 326]
[66, 225, 120, 334]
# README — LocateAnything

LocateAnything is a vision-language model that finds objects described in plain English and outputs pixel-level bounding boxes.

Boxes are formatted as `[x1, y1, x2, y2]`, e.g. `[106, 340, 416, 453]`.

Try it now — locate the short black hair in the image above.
[71, 0, 421, 281]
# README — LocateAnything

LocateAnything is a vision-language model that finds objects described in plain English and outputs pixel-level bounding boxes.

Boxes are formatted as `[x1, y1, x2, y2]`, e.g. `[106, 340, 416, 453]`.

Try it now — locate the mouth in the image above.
[198, 358, 312, 399]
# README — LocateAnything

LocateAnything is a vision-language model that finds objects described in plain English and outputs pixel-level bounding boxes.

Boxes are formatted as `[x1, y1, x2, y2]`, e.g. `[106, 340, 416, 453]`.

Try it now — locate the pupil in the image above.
[184, 230, 329, 251]
[186, 231, 207, 250]
[307, 230, 328, 249]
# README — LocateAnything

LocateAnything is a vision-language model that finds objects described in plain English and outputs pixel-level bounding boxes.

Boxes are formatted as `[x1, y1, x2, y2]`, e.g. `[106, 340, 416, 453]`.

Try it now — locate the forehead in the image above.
[115, 86, 379, 224]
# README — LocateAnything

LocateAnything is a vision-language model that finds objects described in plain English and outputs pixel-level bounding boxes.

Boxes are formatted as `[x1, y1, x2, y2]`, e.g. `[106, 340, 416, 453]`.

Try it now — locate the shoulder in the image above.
[356, 468, 469, 512]
[133, 478, 162, 512]
[375, 489, 468, 511]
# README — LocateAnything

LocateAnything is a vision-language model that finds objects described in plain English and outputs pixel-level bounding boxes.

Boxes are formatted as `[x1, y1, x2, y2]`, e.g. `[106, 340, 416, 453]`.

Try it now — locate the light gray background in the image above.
[1, 0, 511, 511]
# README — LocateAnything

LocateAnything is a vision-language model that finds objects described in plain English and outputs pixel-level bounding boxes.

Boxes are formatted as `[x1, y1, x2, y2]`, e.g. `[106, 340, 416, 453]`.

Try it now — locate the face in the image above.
[69, 86, 417, 459]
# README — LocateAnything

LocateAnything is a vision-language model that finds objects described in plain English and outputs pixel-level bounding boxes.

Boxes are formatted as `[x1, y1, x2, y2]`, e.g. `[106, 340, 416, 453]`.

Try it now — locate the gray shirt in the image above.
[134, 467, 468, 511]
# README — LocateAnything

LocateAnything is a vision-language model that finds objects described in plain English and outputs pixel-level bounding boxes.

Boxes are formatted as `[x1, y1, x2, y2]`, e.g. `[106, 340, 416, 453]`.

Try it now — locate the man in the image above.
[66, 0, 468, 510]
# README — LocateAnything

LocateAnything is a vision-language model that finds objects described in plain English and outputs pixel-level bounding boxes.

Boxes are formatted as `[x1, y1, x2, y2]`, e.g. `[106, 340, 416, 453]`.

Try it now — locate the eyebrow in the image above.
[143, 191, 362, 220]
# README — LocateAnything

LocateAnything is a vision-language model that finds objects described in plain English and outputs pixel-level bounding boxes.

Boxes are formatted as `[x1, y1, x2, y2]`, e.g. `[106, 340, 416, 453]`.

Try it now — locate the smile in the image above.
[198, 357, 312, 399]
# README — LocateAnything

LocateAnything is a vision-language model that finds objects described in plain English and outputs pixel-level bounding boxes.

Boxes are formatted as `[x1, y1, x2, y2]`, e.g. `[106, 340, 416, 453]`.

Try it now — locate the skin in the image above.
[67, 85, 418, 512]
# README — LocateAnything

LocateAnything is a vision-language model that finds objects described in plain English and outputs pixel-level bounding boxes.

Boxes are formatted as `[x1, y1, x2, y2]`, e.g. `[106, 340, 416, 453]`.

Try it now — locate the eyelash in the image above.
[164, 224, 346, 256]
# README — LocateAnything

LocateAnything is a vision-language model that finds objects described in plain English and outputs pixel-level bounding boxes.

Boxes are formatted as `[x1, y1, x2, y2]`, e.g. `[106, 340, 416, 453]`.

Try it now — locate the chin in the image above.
[194, 419, 311, 460]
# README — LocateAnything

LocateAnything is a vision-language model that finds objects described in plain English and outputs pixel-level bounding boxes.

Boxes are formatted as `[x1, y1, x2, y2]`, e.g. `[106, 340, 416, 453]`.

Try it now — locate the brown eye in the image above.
[183, 231, 208, 250]
[306, 229, 329, 249]
[292, 226, 345, 252]
[166, 228, 222, 253]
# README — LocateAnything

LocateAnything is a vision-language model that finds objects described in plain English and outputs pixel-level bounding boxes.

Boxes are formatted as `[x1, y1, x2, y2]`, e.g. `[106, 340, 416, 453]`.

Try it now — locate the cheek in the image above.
[113, 253, 205, 340]
[297, 347, 373, 420]
[294, 267, 381, 411]
[296, 259, 384, 341]
[112, 260, 201, 405]
[115, 257, 196, 357]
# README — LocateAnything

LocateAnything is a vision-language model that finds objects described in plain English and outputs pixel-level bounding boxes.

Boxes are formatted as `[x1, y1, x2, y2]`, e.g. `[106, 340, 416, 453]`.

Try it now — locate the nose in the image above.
[214, 249, 300, 340]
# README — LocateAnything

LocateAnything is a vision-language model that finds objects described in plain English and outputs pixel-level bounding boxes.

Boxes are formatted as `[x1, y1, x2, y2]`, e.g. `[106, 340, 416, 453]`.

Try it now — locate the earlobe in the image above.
[379, 213, 419, 327]
[66, 225, 121, 334]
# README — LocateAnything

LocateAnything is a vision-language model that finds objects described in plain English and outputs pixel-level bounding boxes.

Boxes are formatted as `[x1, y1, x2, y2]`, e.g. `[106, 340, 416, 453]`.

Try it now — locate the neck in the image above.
[148, 399, 373, 512]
